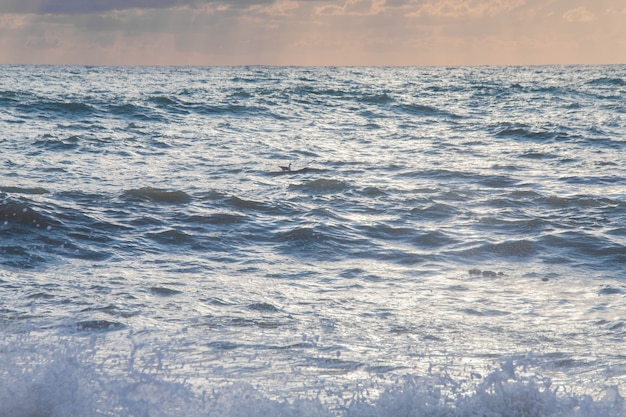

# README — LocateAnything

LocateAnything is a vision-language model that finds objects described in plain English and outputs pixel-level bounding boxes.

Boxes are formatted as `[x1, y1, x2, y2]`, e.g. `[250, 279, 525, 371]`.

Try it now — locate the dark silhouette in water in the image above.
[287, 167, 309, 173]
[274, 163, 310, 175]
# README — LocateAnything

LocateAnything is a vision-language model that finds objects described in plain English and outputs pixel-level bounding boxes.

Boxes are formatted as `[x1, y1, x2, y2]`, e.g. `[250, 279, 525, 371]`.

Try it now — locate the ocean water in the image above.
[0, 64, 625, 416]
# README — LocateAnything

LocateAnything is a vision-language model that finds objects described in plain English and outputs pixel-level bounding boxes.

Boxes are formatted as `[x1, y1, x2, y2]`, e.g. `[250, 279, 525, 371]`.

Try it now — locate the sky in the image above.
[0, 0, 625, 66]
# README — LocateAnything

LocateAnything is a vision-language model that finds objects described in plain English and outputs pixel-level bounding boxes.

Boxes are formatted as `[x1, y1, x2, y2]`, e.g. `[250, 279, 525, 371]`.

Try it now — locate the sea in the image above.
[0, 64, 625, 416]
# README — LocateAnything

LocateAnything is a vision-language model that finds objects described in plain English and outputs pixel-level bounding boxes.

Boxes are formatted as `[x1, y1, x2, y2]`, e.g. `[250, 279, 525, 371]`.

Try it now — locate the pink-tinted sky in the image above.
[0, 0, 624, 66]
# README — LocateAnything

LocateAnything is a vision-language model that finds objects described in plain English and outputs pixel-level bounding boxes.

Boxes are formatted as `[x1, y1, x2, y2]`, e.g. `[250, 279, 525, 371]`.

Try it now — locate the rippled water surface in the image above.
[1, 65, 625, 416]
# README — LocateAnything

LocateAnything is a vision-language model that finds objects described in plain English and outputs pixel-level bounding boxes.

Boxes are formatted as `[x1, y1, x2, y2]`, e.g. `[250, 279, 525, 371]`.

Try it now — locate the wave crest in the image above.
[291, 179, 351, 193]
[123, 187, 192, 204]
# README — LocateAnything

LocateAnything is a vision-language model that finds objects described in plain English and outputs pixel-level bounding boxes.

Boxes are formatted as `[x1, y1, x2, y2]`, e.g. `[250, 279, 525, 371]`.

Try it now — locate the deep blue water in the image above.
[1, 65, 625, 416]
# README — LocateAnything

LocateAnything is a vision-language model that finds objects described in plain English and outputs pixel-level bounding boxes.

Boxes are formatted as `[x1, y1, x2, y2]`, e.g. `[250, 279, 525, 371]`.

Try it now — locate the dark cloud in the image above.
[0, 0, 274, 15]
[383, 0, 417, 7]
[40, 0, 193, 14]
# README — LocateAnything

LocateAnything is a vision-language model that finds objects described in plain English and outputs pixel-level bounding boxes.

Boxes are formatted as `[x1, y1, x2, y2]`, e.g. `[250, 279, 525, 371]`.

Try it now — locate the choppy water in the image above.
[1, 65, 625, 416]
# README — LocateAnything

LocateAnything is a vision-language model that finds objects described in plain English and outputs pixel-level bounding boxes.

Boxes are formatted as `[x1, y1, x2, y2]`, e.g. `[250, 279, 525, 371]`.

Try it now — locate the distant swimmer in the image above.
[280, 163, 292, 172]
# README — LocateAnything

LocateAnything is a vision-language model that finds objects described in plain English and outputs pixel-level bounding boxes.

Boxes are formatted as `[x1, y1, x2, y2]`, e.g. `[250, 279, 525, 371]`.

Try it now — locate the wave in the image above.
[540, 195, 625, 210]
[273, 224, 361, 260]
[541, 232, 626, 264]
[360, 223, 415, 240]
[75, 319, 126, 332]
[0, 186, 49, 195]
[560, 175, 624, 186]
[274, 225, 349, 252]
[476, 216, 548, 235]
[400, 168, 488, 183]
[147, 94, 279, 119]
[291, 85, 351, 99]
[229, 89, 254, 99]
[1, 335, 625, 417]
[360, 92, 395, 104]
[106, 102, 163, 121]
[493, 122, 573, 141]
[452, 239, 539, 260]
[0, 90, 20, 104]
[33, 135, 81, 151]
[123, 187, 192, 204]
[483, 239, 538, 258]
[226, 196, 269, 211]
[247, 302, 281, 313]
[147, 229, 196, 245]
[17, 99, 96, 119]
[519, 150, 560, 160]
[0, 196, 117, 267]
[149, 286, 184, 296]
[411, 230, 459, 248]
[587, 77, 626, 86]
[290, 179, 351, 193]
[0, 198, 55, 230]
[395, 102, 461, 119]
[410, 202, 459, 220]
[192, 103, 273, 117]
[149, 95, 179, 106]
[185, 213, 246, 225]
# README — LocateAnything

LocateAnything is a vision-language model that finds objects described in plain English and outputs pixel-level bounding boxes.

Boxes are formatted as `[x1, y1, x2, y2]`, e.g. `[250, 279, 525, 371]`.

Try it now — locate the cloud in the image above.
[1, 0, 625, 65]
[315, 0, 386, 16]
[1, 0, 181, 14]
[248, 0, 300, 17]
[562, 6, 595, 22]
[0, 0, 274, 15]
[409, 0, 526, 19]
[0, 13, 31, 29]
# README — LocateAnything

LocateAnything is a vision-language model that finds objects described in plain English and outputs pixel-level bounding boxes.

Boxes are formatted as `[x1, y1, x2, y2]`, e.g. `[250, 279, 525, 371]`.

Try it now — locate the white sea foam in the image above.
[1, 335, 625, 417]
